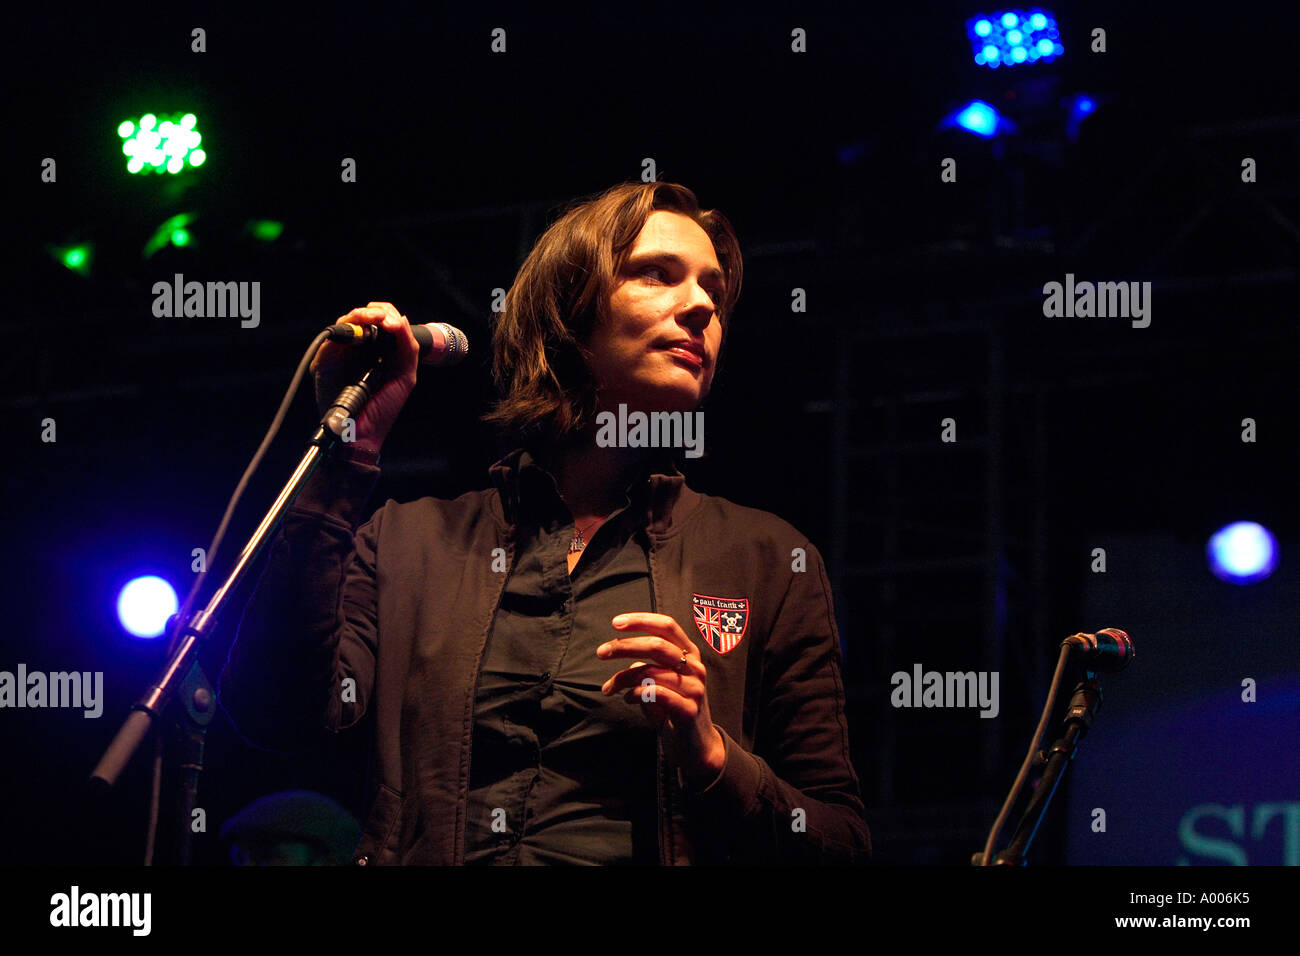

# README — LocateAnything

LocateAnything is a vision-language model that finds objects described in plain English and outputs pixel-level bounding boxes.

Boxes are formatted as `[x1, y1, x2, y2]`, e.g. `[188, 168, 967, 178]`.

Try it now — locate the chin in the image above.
[652, 386, 704, 415]
[607, 391, 700, 416]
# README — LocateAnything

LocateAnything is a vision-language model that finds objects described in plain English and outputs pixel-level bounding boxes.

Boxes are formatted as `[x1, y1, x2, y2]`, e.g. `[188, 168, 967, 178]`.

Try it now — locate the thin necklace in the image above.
[569, 514, 609, 554]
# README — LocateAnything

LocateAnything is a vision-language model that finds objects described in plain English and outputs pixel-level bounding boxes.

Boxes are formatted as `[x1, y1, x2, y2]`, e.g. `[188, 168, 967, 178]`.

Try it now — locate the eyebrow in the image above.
[627, 252, 727, 292]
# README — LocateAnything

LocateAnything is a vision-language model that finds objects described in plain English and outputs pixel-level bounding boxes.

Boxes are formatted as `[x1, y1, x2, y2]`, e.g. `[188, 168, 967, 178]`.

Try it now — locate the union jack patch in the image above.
[692, 593, 750, 655]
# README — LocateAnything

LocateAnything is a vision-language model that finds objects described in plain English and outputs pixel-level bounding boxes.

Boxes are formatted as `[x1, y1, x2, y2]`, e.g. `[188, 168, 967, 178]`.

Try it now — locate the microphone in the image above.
[1062, 628, 1135, 673]
[325, 321, 469, 367]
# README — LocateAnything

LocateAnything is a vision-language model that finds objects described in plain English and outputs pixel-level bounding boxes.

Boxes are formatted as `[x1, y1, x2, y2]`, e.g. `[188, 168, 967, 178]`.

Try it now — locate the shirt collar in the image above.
[490, 445, 685, 535]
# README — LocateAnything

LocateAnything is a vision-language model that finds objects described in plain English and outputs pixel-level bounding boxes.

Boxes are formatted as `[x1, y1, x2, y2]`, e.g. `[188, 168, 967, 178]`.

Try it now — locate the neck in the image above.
[540, 431, 658, 519]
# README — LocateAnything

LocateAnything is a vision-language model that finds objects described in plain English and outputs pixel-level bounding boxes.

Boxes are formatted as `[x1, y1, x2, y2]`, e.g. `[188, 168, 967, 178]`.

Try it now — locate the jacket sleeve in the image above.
[217, 456, 384, 752]
[683, 541, 871, 864]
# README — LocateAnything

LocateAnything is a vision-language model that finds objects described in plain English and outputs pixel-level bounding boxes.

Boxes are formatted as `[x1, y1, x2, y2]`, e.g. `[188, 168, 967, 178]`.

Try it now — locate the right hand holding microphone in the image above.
[311, 302, 420, 457]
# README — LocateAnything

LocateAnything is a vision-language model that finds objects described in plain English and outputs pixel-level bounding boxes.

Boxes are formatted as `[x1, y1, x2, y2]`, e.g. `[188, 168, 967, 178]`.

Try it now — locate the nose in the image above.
[680, 279, 718, 327]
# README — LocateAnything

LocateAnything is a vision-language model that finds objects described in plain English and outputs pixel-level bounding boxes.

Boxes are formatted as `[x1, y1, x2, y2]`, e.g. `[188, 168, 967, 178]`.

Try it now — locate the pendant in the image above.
[569, 534, 586, 554]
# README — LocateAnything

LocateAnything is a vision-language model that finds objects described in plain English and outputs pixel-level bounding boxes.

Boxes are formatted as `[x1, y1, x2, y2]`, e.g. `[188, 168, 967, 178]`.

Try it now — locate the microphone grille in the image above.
[438, 323, 468, 359]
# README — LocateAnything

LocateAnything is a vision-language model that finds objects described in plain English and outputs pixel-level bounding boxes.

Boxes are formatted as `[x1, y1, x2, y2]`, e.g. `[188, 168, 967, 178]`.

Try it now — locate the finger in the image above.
[610, 612, 694, 652]
[390, 315, 420, 368]
[362, 302, 408, 338]
[364, 302, 401, 335]
[310, 342, 335, 374]
[597, 636, 697, 675]
[314, 306, 392, 374]
[617, 683, 701, 724]
[602, 665, 692, 696]
[635, 697, 669, 730]
[363, 302, 419, 369]
[311, 336, 364, 377]
[341, 305, 393, 326]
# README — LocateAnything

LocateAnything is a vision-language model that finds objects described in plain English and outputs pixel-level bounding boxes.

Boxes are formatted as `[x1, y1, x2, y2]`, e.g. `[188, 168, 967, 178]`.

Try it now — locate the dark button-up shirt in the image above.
[463, 449, 672, 864]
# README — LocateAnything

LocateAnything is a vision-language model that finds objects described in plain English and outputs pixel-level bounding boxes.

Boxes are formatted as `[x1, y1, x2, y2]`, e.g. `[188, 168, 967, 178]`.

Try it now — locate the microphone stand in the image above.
[981, 674, 1102, 866]
[88, 368, 380, 864]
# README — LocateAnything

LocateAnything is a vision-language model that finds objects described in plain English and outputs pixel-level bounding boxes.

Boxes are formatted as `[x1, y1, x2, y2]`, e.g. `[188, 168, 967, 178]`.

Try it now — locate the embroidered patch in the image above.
[692, 593, 750, 655]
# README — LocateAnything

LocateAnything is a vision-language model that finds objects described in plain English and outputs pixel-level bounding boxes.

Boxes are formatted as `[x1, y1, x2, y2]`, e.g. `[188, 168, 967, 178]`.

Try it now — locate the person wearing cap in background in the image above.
[221, 790, 360, 866]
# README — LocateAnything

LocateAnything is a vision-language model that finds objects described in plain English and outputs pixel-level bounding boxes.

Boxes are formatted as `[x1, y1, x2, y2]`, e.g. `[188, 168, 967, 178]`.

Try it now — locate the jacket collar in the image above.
[489, 445, 687, 536]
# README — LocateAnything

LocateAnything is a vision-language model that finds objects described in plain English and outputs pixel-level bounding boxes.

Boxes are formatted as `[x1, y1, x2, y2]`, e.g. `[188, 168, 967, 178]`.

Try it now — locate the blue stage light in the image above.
[967, 9, 1063, 69]
[956, 100, 999, 136]
[1207, 522, 1279, 585]
[117, 575, 179, 638]
[1066, 92, 1099, 140]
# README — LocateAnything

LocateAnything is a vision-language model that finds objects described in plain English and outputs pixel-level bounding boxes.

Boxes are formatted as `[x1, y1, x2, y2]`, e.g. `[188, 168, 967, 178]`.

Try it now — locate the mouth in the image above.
[661, 342, 706, 371]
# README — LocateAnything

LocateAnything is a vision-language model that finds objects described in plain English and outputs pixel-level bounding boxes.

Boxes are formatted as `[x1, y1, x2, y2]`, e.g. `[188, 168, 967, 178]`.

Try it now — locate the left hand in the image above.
[598, 612, 726, 787]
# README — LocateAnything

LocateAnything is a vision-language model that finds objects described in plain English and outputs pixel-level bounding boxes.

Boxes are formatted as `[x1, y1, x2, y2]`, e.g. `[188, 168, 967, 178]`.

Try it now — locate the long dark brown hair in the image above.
[482, 181, 742, 445]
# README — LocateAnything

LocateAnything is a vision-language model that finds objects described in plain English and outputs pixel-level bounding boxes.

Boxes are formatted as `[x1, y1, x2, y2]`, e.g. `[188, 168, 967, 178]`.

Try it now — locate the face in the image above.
[585, 210, 726, 416]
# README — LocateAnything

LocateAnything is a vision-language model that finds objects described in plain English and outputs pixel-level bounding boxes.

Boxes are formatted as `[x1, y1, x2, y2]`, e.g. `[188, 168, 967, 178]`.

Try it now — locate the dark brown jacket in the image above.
[219, 449, 870, 864]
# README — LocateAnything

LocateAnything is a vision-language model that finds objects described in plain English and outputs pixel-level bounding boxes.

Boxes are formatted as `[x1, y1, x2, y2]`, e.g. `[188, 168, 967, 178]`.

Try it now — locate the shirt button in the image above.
[540, 671, 551, 682]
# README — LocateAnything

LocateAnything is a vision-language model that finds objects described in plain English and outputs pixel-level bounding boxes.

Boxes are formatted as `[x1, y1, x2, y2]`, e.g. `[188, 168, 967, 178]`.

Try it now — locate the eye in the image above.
[640, 264, 669, 282]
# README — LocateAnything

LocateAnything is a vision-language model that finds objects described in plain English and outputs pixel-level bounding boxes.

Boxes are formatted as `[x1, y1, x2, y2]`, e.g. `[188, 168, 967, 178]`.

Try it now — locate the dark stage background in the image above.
[4, 2, 1298, 869]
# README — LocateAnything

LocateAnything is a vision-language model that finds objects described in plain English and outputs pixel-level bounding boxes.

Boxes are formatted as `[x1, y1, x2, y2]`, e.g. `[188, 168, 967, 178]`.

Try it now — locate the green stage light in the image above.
[118, 112, 206, 175]
[248, 219, 284, 241]
[49, 243, 93, 276]
[143, 213, 196, 258]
